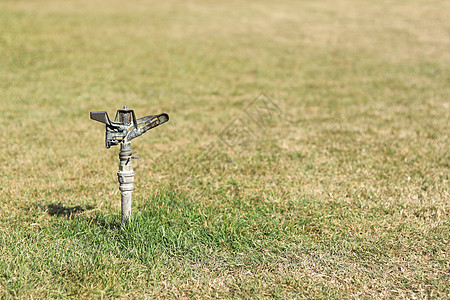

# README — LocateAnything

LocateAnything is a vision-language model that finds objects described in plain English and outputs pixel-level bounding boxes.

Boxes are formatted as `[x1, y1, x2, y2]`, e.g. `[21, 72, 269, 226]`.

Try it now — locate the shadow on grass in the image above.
[47, 203, 95, 218]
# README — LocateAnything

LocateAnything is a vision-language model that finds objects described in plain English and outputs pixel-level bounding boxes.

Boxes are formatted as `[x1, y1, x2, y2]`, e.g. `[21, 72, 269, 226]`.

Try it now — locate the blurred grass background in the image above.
[0, 0, 449, 298]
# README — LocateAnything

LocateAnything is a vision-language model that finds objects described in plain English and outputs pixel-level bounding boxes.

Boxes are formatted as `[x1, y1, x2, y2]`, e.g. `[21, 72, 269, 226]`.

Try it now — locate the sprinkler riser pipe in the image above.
[118, 171, 134, 222]
[118, 142, 134, 223]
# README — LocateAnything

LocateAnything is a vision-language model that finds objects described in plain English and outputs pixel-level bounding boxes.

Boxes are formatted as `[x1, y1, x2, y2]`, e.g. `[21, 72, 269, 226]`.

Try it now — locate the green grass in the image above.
[0, 0, 449, 298]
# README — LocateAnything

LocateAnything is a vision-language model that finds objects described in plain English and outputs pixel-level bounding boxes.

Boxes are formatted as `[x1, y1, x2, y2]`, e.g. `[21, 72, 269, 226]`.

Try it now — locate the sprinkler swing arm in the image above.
[90, 106, 169, 223]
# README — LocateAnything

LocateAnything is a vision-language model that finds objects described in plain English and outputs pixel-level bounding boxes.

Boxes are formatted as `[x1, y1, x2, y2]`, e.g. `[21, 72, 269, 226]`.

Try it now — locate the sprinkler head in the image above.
[90, 106, 169, 148]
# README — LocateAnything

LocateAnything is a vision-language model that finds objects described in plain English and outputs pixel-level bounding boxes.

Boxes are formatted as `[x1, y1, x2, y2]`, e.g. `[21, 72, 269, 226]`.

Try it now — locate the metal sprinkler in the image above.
[90, 106, 169, 223]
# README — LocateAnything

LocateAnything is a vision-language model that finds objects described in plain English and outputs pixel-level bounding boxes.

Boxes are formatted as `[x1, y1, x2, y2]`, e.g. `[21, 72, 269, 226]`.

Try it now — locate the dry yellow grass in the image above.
[0, 0, 449, 298]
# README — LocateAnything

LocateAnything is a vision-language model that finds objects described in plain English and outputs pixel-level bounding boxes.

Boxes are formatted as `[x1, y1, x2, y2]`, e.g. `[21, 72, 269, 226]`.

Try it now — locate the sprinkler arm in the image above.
[127, 113, 169, 141]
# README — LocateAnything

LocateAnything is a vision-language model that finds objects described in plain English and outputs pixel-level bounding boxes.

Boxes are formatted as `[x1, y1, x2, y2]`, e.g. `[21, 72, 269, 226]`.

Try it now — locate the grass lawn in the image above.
[0, 0, 448, 298]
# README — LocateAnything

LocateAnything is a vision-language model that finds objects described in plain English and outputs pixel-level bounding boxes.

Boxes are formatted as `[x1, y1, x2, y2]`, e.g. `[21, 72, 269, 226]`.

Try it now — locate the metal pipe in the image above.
[117, 142, 134, 223]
